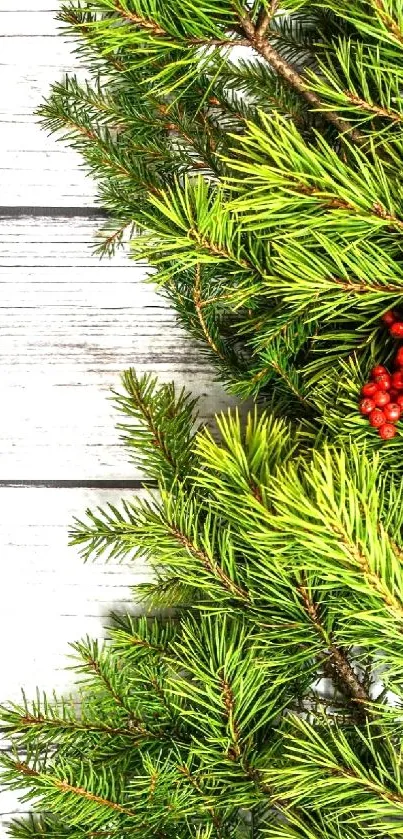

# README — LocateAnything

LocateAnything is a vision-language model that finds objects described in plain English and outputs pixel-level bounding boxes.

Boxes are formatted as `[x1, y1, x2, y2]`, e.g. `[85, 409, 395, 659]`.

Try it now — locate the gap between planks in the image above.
[0, 206, 107, 217]
[0, 479, 155, 488]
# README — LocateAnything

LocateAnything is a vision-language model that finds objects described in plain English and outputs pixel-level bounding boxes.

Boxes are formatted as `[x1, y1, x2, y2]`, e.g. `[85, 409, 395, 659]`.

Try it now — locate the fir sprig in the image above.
[37, 0, 403, 403]
[4, 373, 403, 838]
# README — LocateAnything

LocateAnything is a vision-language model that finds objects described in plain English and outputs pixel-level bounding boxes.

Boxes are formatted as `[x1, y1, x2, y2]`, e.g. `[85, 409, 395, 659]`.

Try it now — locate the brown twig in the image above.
[102, 221, 132, 252]
[169, 523, 249, 601]
[156, 104, 211, 170]
[188, 228, 254, 273]
[238, 11, 365, 145]
[344, 90, 403, 124]
[15, 761, 138, 817]
[248, 365, 272, 387]
[82, 656, 149, 733]
[121, 375, 176, 469]
[114, 1, 249, 46]
[57, 780, 138, 817]
[372, 201, 403, 228]
[193, 264, 226, 359]
[178, 764, 223, 832]
[287, 181, 403, 230]
[113, 2, 166, 35]
[270, 361, 312, 407]
[298, 579, 369, 706]
[373, 0, 403, 44]
[256, 1, 279, 38]
[331, 763, 403, 807]
[64, 119, 137, 183]
[221, 676, 241, 760]
[331, 522, 403, 624]
[332, 276, 403, 294]
[19, 712, 148, 740]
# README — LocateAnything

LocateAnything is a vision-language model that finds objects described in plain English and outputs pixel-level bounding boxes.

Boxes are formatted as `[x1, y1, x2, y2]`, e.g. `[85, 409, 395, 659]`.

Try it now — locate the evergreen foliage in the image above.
[2, 372, 403, 837]
[39, 0, 403, 407]
[5, 2, 403, 836]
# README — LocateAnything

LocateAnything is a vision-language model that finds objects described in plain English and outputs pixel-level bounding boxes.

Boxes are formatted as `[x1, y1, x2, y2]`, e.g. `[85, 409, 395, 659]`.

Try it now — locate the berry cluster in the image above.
[381, 309, 403, 336]
[360, 316, 403, 439]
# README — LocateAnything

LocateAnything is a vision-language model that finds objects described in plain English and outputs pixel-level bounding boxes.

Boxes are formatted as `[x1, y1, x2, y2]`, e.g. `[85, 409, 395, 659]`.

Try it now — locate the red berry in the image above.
[379, 423, 397, 439]
[373, 373, 391, 391]
[371, 365, 388, 377]
[390, 322, 403, 338]
[361, 382, 378, 397]
[384, 403, 401, 422]
[369, 409, 387, 427]
[373, 390, 390, 407]
[360, 398, 376, 415]
[381, 310, 398, 326]
[392, 370, 403, 386]
[396, 395, 403, 408]
[392, 371, 403, 389]
[396, 347, 403, 365]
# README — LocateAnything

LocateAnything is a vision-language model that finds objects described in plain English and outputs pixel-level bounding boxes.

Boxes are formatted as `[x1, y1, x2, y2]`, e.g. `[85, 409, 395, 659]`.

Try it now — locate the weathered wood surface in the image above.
[0, 216, 230, 480]
[0, 5, 232, 831]
[0, 10, 96, 206]
[0, 485, 148, 829]
[0, 486, 145, 703]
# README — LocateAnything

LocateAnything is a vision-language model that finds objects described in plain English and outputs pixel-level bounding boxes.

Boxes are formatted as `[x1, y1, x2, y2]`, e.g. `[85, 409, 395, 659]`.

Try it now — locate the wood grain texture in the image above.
[0, 9, 97, 206]
[1, 4, 59, 12]
[0, 484, 147, 820]
[1, 10, 65, 35]
[0, 124, 97, 207]
[0, 5, 235, 827]
[0, 215, 232, 479]
[0, 486, 146, 700]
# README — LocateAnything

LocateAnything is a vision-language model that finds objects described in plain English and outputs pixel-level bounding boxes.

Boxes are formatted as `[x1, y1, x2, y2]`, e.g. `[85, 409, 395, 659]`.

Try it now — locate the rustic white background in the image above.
[0, 3, 231, 831]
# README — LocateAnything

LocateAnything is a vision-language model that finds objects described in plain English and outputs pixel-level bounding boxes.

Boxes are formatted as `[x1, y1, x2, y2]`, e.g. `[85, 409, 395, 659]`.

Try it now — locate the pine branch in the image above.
[6, 382, 403, 835]
[370, 0, 403, 45]
[255, 2, 279, 39]
[28, 765, 137, 819]
[344, 90, 403, 124]
[193, 265, 227, 360]
[37, 0, 403, 404]
[268, 715, 403, 834]
[0, 704, 154, 747]
[9, 2, 403, 835]
[112, 0, 250, 46]
[165, 516, 249, 602]
[237, 11, 365, 143]
[112, 370, 199, 483]
[297, 578, 369, 707]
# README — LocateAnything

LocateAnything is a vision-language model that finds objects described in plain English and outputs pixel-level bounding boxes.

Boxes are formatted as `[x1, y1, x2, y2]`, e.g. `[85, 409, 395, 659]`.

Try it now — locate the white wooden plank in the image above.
[0, 11, 64, 36]
[0, 216, 233, 479]
[0, 68, 69, 119]
[1, 188, 96, 208]
[0, 484, 148, 821]
[1, 124, 85, 154]
[1, 3, 59, 11]
[0, 215, 114, 241]
[0, 130, 97, 207]
[0, 125, 97, 206]
[0, 486, 148, 703]
[0, 179, 96, 207]
[0, 36, 78, 68]
[0, 7, 98, 206]
[0, 216, 131, 265]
